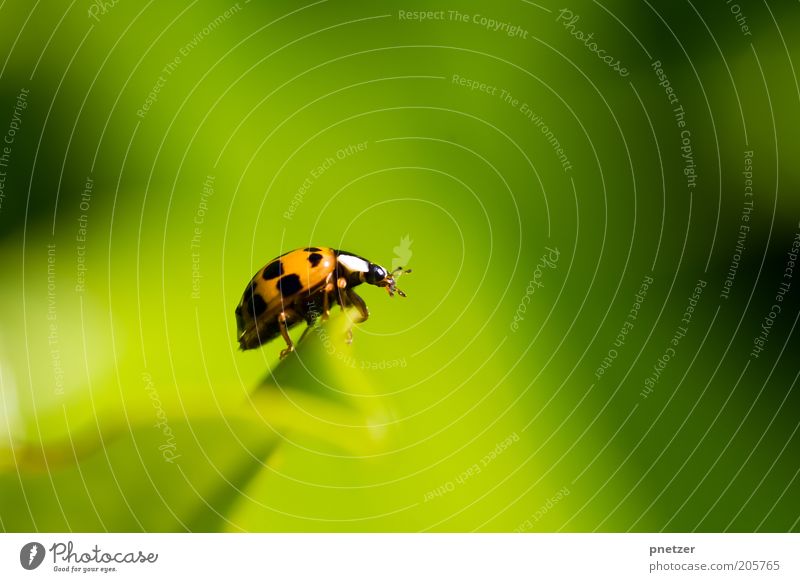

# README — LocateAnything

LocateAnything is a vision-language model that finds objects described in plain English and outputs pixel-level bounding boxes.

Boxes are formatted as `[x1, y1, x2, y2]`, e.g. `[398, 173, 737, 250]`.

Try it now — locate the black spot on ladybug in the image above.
[263, 260, 284, 280]
[249, 294, 268, 317]
[277, 274, 302, 296]
[243, 281, 256, 304]
[235, 306, 245, 331]
[307, 252, 323, 267]
[303, 247, 321, 252]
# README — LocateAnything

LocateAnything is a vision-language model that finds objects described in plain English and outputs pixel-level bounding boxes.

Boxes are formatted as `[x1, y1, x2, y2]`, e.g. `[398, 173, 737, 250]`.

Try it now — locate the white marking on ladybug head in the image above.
[337, 253, 369, 273]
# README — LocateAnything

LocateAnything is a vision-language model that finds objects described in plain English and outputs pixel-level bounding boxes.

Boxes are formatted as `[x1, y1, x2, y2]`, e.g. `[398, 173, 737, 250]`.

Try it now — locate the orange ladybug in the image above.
[235, 247, 410, 358]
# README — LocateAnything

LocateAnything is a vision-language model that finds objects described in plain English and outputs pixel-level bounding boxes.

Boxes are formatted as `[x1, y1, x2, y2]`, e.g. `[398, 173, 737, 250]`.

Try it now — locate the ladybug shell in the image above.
[235, 246, 338, 350]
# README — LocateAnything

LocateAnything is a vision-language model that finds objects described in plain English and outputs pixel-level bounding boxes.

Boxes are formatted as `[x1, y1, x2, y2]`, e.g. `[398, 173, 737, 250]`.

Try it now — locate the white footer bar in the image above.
[1, 533, 797, 581]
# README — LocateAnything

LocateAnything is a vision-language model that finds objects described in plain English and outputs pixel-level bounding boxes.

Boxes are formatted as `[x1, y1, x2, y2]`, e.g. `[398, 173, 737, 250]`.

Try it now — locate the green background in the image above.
[1, 0, 799, 532]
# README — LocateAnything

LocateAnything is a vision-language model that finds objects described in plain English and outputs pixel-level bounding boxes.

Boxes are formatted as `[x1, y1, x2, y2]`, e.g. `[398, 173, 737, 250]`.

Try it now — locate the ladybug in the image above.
[235, 247, 411, 358]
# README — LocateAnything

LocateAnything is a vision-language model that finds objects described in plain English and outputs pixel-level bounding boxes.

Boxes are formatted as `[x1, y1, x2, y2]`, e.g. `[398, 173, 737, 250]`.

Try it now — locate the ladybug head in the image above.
[365, 262, 411, 297]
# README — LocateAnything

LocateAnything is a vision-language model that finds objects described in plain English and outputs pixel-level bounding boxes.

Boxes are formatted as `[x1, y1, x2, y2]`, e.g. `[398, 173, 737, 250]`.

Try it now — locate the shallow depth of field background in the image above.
[0, 0, 799, 532]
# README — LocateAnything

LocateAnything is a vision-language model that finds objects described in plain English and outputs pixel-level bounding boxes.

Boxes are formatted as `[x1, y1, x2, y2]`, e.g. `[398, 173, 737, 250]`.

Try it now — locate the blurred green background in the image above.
[1, 0, 798, 532]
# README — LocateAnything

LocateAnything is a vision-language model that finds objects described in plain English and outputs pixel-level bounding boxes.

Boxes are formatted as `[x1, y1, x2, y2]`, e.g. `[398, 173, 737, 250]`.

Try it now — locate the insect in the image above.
[235, 247, 410, 358]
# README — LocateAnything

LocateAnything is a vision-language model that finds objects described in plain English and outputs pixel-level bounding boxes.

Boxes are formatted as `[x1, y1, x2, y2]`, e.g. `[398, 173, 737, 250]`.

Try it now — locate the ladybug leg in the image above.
[343, 289, 369, 345]
[345, 289, 369, 323]
[328, 278, 355, 343]
[333, 275, 349, 314]
[278, 311, 294, 358]
[321, 273, 335, 321]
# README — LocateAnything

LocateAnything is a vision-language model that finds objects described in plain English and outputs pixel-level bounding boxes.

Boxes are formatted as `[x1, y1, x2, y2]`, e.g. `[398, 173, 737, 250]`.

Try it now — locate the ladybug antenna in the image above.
[386, 267, 411, 298]
[386, 285, 407, 298]
[391, 266, 412, 278]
